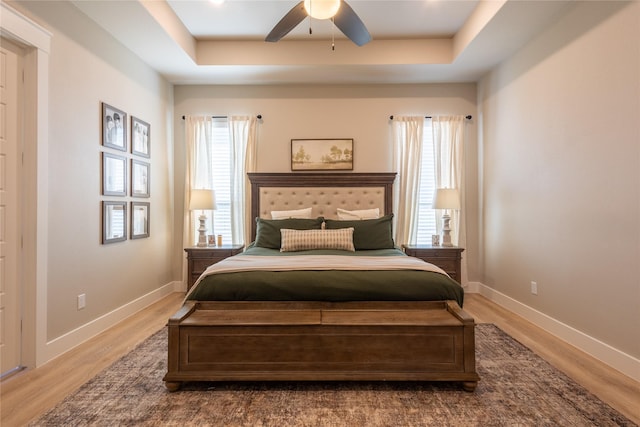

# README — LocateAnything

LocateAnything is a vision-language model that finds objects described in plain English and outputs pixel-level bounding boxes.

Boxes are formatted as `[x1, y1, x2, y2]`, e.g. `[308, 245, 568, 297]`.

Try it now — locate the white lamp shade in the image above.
[189, 189, 216, 211]
[432, 188, 460, 210]
[304, 0, 341, 19]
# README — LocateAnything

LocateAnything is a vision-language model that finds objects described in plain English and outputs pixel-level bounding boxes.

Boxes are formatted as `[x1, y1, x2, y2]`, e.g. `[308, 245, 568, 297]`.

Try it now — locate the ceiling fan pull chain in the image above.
[331, 17, 335, 50]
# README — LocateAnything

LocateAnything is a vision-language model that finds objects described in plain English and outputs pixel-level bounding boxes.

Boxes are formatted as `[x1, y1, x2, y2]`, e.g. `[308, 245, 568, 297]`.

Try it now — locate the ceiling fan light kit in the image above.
[304, 0, 341, 20]
[265, 0, 371, 47]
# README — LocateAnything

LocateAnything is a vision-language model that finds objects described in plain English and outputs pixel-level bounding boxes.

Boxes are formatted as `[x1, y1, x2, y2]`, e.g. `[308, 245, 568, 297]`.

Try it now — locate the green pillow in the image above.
[254, 217, 324, 249]
[324, 214, 395, 250]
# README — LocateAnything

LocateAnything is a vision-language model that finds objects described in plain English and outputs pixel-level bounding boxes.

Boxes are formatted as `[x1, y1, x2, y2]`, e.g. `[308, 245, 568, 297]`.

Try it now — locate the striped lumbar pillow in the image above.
[280, 228, 355, 252]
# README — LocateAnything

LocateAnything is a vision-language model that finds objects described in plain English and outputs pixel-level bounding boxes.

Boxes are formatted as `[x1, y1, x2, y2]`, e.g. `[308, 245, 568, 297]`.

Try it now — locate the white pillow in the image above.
[271, 207, 313, 219]
[280, 228, 355, 252]
[336, 207, 380, 220]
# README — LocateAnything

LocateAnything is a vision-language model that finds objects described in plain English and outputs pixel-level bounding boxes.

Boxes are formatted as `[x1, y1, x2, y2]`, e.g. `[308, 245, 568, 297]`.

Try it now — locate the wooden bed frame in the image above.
[164, 173, 479, 391]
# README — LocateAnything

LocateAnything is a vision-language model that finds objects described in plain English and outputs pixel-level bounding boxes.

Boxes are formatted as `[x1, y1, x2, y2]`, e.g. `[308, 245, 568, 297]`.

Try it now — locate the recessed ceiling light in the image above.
[209, 0, 224, 5]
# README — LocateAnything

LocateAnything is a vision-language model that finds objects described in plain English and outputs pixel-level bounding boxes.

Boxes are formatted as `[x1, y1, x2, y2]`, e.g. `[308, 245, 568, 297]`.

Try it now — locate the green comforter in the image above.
[187, 246, 464, 307]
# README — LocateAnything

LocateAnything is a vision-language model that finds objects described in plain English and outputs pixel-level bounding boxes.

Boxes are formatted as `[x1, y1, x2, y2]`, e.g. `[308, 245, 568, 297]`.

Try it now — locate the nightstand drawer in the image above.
[402, 244, 464, 283]
[188, 250, 235, 260]
[428, 258, 457, 272]
[185, 245, 244, 290]
[191, 259, 218, 274]
[412, 250, 454, 259]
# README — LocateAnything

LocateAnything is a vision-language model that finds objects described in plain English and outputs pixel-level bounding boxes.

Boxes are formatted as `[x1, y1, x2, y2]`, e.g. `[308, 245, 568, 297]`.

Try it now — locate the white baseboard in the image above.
[464, 281, 481, 293]
[472, 282, 640, 382]
[42, 281, 183, 365]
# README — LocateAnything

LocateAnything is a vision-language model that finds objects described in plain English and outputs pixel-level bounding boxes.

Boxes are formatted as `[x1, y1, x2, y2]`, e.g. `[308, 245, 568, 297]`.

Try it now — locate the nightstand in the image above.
[402, 244, 464, 283]
[184, 244, 244, 290]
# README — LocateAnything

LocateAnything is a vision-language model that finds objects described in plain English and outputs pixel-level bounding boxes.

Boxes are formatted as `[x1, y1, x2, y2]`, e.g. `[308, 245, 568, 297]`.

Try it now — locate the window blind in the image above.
[210, 119, 232, 244]
[415, 118, 437, 243]
[192, 118, 233, 245]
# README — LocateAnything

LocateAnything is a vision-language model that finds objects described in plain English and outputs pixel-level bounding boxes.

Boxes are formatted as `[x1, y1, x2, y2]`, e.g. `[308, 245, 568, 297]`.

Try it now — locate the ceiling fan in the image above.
[265, 0, 371, 47]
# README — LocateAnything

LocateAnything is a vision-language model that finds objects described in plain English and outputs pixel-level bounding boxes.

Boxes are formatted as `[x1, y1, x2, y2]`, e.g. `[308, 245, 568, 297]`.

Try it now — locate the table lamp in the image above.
[432, 188, 460, 247]
[189, 189, 216, 247]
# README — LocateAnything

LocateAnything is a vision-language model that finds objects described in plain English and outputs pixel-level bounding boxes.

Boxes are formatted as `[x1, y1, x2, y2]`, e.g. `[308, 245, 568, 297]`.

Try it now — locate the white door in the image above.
[0, 38, 23, 377]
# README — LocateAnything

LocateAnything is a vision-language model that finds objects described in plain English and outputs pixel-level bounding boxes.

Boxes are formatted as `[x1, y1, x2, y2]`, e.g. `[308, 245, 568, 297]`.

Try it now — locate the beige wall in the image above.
[10, 1, 176, 341]
[173, 84, 480, 281]
[478, 1, 639, 358]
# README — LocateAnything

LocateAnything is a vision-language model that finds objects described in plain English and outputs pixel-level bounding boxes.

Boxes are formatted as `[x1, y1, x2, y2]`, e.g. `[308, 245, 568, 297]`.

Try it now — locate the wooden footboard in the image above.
[163, 300, 479, 392]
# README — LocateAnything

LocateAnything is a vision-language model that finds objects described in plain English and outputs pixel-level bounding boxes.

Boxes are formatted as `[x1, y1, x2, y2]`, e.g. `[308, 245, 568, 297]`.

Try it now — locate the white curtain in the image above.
[182, 116, 214, 281]
[229, 116, 257, 245]
[183, 115, 213, 247]
[392, 116, 424, 246]
[432, 115, 467, 280]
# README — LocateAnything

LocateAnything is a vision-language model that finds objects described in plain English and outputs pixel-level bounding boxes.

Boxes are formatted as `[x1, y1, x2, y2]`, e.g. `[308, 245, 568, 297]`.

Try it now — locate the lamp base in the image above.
[196, 214, 207, 247]
[441, 231, 453, 247]
[441, 213, 453, 247]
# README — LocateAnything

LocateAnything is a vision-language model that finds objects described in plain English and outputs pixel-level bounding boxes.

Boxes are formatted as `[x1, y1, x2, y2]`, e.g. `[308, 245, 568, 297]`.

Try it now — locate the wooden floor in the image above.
[1, 292, 638, 426]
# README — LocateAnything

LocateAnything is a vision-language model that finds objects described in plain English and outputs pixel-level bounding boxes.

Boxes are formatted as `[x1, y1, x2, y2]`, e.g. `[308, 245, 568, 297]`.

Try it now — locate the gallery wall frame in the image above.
[102, 201, 127, 244]
[102, 103, 127, 151]
[131, 116, 150, 158]
[131, 201, 150, 239]
[102, 152, 127, 196]
[100, 102, 153, 244]
[291, 138, 354, 171]
[131, 159, 150, 198]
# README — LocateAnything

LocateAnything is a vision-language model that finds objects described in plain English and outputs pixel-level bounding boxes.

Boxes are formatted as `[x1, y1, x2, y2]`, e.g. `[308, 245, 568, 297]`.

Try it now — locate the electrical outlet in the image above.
[78, 294, 86, 310]
[530, 281, 538, 295]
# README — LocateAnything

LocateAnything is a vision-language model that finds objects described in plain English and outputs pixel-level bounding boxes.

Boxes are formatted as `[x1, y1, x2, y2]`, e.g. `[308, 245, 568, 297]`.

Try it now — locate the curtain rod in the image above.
[389, 115, 472, 120]
[182, 115, 262, 120]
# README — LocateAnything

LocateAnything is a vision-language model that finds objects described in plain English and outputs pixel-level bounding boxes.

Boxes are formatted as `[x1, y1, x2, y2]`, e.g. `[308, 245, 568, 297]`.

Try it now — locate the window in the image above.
[415, 118, 438, 244]
[192, 118, 233, 245]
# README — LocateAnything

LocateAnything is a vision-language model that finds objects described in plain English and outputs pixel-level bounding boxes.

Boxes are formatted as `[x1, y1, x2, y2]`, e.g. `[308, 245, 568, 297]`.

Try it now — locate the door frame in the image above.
[1, 2, 51, 368]
[1, 36, 24, 378]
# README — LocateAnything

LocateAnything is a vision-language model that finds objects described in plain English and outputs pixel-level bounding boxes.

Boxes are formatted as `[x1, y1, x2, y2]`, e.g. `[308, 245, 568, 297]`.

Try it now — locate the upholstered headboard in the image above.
[247, 173, 396, 242]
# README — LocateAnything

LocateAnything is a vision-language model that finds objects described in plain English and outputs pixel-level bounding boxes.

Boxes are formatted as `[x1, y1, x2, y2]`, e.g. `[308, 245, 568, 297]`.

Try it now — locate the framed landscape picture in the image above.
[291, 138, 353, 171]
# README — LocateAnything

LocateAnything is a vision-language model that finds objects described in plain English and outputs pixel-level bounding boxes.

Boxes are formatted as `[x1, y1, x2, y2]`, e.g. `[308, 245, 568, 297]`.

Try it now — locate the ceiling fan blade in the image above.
[265, 1, 307, 43]
[333, 0, 371, 46]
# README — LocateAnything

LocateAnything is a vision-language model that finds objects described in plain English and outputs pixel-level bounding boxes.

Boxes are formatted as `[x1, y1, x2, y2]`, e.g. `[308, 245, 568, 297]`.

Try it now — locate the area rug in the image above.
[31, 324, 634, 426]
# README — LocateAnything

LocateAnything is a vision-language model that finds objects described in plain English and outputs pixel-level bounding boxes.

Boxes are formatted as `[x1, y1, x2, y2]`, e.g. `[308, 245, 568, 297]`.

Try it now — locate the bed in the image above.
[164, 172, 479, 392]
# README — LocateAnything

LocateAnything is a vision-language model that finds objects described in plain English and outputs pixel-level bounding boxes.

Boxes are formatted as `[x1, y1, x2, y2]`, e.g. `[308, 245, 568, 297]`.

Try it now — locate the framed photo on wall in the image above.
[131, 159, 150, 198]
[291, 138, 354, 171]
[131, 116, 150, 158]
[102, 152, 127, 196]
[131, 201, 150, 239]
[102, 201, 127, 244]
[102, 103, 127, 151]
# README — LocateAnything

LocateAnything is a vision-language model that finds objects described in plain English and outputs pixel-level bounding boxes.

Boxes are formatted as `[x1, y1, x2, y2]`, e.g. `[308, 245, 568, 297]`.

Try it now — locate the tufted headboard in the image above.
[247, 172, 396, 242]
